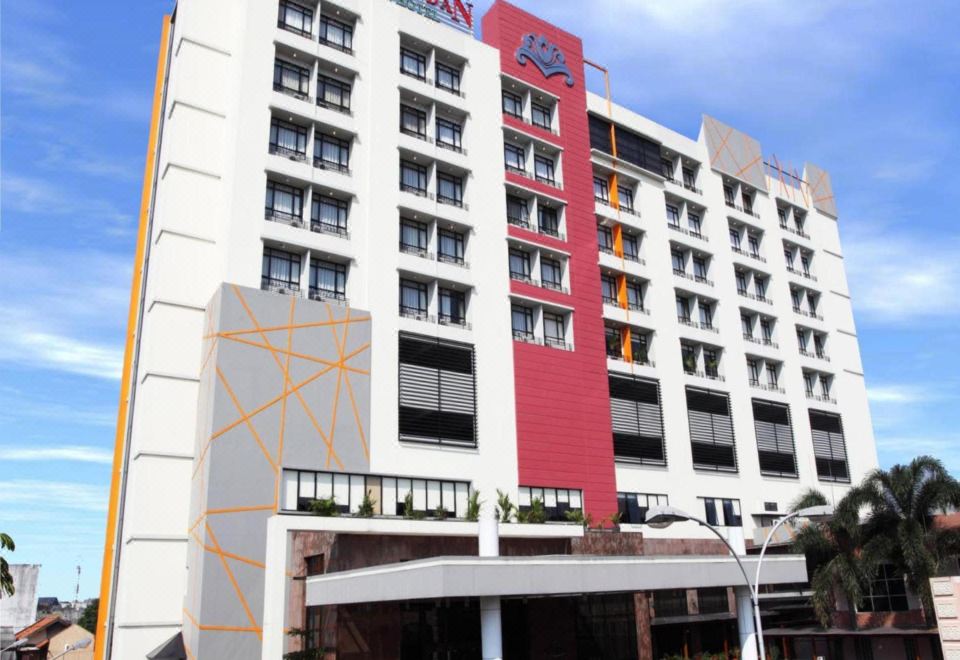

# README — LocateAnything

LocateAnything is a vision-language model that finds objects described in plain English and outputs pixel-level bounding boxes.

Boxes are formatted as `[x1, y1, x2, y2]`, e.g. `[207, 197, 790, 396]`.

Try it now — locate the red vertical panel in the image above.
[483, 1, 617, 519]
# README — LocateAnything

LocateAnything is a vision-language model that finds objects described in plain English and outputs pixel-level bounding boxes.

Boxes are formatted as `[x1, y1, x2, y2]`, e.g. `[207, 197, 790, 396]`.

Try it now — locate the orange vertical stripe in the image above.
[616, 274, 628, 310]
[609, 172, 620, 209]
[621, 327, 633, 363]
[612, 223, 624, 258]
[95, 15, 172, 660]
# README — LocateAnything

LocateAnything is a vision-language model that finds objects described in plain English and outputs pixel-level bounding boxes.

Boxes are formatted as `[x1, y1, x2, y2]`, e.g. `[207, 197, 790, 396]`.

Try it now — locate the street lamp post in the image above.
[645, 504, 833, 660]
[50, 637, 92, 660]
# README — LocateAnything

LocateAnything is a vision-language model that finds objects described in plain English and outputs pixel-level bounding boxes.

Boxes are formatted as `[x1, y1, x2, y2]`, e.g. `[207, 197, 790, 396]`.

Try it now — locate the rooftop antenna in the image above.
[75, 564, 81, 606]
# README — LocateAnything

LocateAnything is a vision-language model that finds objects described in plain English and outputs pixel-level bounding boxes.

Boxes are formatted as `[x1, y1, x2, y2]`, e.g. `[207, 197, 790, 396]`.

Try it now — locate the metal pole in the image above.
[753, 511, 802, 660]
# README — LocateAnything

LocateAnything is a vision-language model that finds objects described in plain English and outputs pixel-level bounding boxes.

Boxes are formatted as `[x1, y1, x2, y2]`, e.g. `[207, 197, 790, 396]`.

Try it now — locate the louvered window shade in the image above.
[809, 410, 849, 482]
[752, 399, 798, 477]
[399, 333, 476, 446]
[609, 374, 666, 465]
[686, 387, 737, 472]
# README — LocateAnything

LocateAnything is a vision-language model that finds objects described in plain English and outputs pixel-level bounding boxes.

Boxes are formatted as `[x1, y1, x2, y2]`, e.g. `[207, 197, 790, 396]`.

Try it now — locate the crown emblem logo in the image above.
[515, 33, 575, 87]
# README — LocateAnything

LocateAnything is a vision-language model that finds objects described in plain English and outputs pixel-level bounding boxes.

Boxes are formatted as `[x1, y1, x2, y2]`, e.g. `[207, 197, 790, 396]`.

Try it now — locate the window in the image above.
[435, 61, 461, 93]
[618, 492, 668, 524]
[760, 319, 772, 342]
[309, 259, 346, 301]
[398, 333, 477, 446]
[400, 104, 427, 138]
[538, 206, 560, 237]
[688, 212, 702, 236]
[698, 588, 730, 615]
[506, 195, 529, 226]
[617, 186, 634, 211]
[748, 235, 760, 257]
[534, 155, 556, 184]
[753, 399, 797, 477]
[437, 172, 463, 207]
[755, 276, 767, 299]
[531, 102, 552, 130]
[609, 375, 666, 465]
[541, 258, 562, 290]
[278, 0, 313, 37]
[262, 247, 301, 292]
[784, 248, 794, 268]
[605, 325, 622, 358]
[600, 276, 618, 304]
[543, 312, 566, 347]
[660, 158, 674, 179]
[588, 115, 662, 174]
[274, 59, 310, 97]
[399, 218, 428, 255]
[820, 376, 831, 398]
[801, 255, 811, 276]
[791, 289, 803, 310]
[860, 565, 909, 612]
[676, 295, 690, 322]
[682, 166, 697, 189]
[512, 304, 534, 339]
[518, 487, 582, 522]
[814, 334, 825, 358]
[724, 185, 735, 206]
[399, 279, 428, 318]
[794, 212, 806, 233]
[703, 349, 719, 378]
[747, 359, 760, 385]
[797, 329, 808, 351]
[630, 331, 649, 364]
[437, 228, 465, 265]
[593, 176, 609, 203]
[701, 497, 742, 527]
[742, 315, 753, 337]
[597, 225, 614, 253]
[265, 181, 303, 223]
[399, 160, 427, 195]
[687, 388, 737, 472]
[666, 203, 680, 226]
[810, 410, 849, 482]
[317, 74, 351, 112]
[400, 47, 427, 80]
[314, 133, 350, 172]
[504, 144, 526, 173]
[766, 364, 779, 388]
[735, 271, 748, 295]
[729, 228, 741, 249]
[693, 257, 708, 282]
[626, 281, 644, 311]
[672, 250, 685, 274]
[654, 590, 689, 618]
[681, 343, 696, 372]
[803, 373, 816, 396]
[435, 117, 463, 152]
[508, 248, 531, 281]
[269, 118, 308, 158]
[502, 90, 523, 118]
[622, 233, 640, 261]
[311, 196, 348, 236]
[778, 207, 788, 227]
[741, 190, 754, 214]
[319, 14, 353, 52]
[438, 288, 466, 326]
[698, 302, 713, 328]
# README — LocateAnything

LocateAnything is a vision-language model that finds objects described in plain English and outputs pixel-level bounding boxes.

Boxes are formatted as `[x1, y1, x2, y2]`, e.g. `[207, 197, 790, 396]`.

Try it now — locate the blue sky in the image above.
[1, 0, 957, 599]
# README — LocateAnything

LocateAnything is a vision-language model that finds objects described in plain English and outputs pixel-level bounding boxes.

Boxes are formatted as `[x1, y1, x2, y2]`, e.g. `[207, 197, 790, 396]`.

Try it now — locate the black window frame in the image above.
[609, 374, 667, 466]
[265, 180, 304, 223]
[438, 228, 465, 265]
[502, 90, 523, 118]
[504, 143, 526, 173]
[399, 278, 428, 317]
[594, 176, 609, 203]
[436, 171, 464, 207]
[278, 0, 314, 37]
[274, 58, 311, 97]
[400, 104, 428, 139]
[399, 218, 429, 256]
[537, 205, 560, 237]
[399, 159, 428, 196]
[269, 117, 309, 159]
[400, 47, 427, 80]
[316, 73, 352, 113]
[319, 14, 354, 53]
[511, 304, 534, 339]
[309, 258, 347, 301]
[314, 132, 350, 172]
[435, 116, 463, 152]
[534, 154, 556, 185]
[531, 101, 552, 130]
[311, 195, 349, 237]
[435, 61, 462, 94]
[438, 287, 466, 326]
[540, 257, 563, 290]
[262, 246, 302, 291]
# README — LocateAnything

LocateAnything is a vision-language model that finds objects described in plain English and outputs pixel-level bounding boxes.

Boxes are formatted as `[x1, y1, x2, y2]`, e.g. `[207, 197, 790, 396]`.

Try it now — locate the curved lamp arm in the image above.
[671, 511, 756, 601]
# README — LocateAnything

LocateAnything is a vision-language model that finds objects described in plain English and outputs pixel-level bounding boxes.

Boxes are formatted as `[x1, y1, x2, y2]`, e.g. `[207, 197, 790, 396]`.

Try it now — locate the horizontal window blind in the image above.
[609, 374, 666, 465]
[399, 333, 476, 446]
[752, 399, 798, 477]
[809, 409, 848, 482]
[686, 387, 737, 472]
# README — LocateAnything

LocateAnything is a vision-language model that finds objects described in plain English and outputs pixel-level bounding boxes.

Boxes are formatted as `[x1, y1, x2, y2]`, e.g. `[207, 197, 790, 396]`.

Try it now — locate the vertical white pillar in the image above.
[479, 504, 502, 660]
[728, 528, 759, 660]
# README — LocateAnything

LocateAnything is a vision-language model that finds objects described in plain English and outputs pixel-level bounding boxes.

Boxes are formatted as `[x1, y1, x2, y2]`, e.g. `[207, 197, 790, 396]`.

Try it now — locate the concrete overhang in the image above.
[306, 554, 807, 607]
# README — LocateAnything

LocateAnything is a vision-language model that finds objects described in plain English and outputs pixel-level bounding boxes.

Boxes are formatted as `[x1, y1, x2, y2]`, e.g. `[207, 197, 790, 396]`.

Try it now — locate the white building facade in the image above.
[96, 1, 878, 658]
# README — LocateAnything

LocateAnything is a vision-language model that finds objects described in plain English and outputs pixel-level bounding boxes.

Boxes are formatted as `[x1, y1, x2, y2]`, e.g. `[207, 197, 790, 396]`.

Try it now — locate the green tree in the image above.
[851, 456, 960, 627]
[78, 598, 99, 633]
[1, 533, 14, 597]
[790, 488, 874, 629]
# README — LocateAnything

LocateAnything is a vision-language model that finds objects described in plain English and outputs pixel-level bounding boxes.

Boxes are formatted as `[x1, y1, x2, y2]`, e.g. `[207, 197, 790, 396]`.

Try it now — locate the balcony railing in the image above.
[437, 194, 467, 210]
[400, 127, 432, 143]
[544, 336, 573, 351]
[399, 306, 434, 322]
[504, 163, 528, 177]
[623, 253, 645, 265]
[438, 253, 468, 268]
[313, 158, 350, 174]
[269, 144, 308, 162]
[807, 393, 837, 404]
[800, 349, 831, 362]
[541, 280, 569, 294]
[308, 288, 348, 305]
[265, 207, 304, 228]
[619, 205, 640, 217]
[439, 314, 470, 330]
[731, 246, 766, 263]
[435, 81, 465, 98]
[599, 245, 616, 256]
[319, 37, 353, 55]
[400, 67, 429, 84]
[507, 215, 532, 230]
[743, 334, 779, 349]
[311, 221, 349, 239]
[509, 271, 535, 285]
[739, 290, 774, 305]
[316, 98, 352, 116]
[694, 274, 714, 287]
[666, 176, 703, 196]
[688, 370, 725, 382]
[602, 296, 619, 306]
[399, 243, 432, 259]
[400, 183, 433, 199]
[538, 226, 565, 240]
[781, 223, 811, 240]
[261, 278, 301, 296]
[726, 201, 761, 219]
[751, 381, 786, 394]
[513, 330, 541, 344]
[678, 316, 719, 334]
[793, 306, 824, 321]
[667, 223, 709, 242]
[535, 174, 561, 189]
[786, 266, 817, 282]
[277, 19, 312, 39]
[273, 82, 310, 102]
[436, 139, 466, 155]
[627, 302, 650, 314]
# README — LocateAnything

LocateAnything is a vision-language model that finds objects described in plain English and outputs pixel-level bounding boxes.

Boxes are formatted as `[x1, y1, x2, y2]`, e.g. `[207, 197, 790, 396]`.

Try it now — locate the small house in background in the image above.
[5, 615, 93, 660]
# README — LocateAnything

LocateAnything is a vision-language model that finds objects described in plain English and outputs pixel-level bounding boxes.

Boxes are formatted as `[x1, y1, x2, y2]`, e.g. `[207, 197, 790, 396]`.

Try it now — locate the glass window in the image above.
[511, 304, 534, 337]
[791, 289, 802, 309]
[630, 332, 648, 363]
[766, 364, 779, 388]
[703, 349, 719, 377]
[274, 59, 311, 96]
[600, 275, 617, 303]
[399, 219, 428, 253]
[594, 176, 609, 202]
[666, 203, 680, 226]
[757, 319, 771, 342]
[622, 233, 639, 260]
[400, 48, 427, 79]
[269, 118, 308, 157]
[317, 74, 351, 111]
[399, 160, 427, 194]
[682, 166, 696, 188]
[693, 257, 707, 281]
[310, 259, 346, 298]
[438, 229, 465, 264]
[543, 312, 565, 344]
[605, 325, 621, 358]
[262, 247, 301, 290]
[860, 565, 909, 613]
[597, 225, 613, 252]
[311, 196, 348, 235]
[820, 376, 831, 398]
[531, 102, 552, 129]
[747, 359, 760, 384]
[399, 279, 427, 315]
[541, 258, 562, 289]
[784, 249, 794, 268]
[724, 185, 735, 205]
[729, 228, 741, 249]
[797, 329, 808, 351]
[748, 235, 760, 257]
[814, 334, 825, 357]
[435, 62, 461, 93]
[502, 90, 523, 117]
[504, 144, 525, 172]
[801, 255, 811, 276]
[315, 133, 350, 171]
[617, 186, 634, 210]
[807, 291, 817, 313]
[278, 0, 313, 36]
[703, 498, 741, 527]
[778, 207, 788, 227]
[735, 271, 748, 294]
[436, 117, 462, 151]
[508, 248, 531, 279]
[676, 296, 690, 321]
[265, 181, 303, 221]
[698, 302, 713, 327]
[804, 373, 815, 396]
[741, 190, 753, 214]
[437, 172, 463, 206]
[661, 158, 674, 179]
[319, 14, 353, 52]
[534, 155, 555, 184]
[795, 212, 805, 232]
[742, 315, 753, 337]
[671, 249, 685, 273]
[688, 212, 702, 236]
[681, 343, 696, 372]
[755, 277, 767, 299]
[538, 206, 559, 237]
[400, 104, 427, 137]
[506, 195, 529, 225]
[438, 288, 466, 324]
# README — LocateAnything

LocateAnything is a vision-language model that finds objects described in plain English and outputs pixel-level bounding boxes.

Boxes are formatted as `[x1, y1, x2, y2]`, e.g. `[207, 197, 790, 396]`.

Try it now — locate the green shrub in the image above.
[466, 489, 481, 522]
[310, 497, 339, 517]
[356, 490, 376, 518]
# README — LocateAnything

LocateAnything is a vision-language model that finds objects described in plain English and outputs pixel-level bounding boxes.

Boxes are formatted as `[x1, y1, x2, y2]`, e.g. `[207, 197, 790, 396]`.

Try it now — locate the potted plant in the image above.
[433, 505, 450, 520]
[402, 492, 424, 520]
[309, 497, 339, 517]
[495, 489, 515, 523]
[355, 490, 375, 518]
[466, 489, 481, 522]
[518, 497, 546, 524]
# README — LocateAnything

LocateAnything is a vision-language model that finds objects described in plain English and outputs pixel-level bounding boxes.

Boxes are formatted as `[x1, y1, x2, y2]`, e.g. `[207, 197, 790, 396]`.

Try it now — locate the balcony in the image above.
[781, 223, 811, 240]
[510, 271, 536, 286]
[726, 201, 761, 219]
[627, 302, 650, 315]
[261, 278, 301, 296]
[673, 269, 713, 287]
[400, 183, 433, 199]
[437, 194, 467, 210]
[739, 290, 773, 305]
[308, 288, 348, 305]
[265, 207, 304, 228]
[399, 243, 433, 260]
[508, 214, 533, 230]
[513, 330, 542, 345]
[319, 36, 353, 56]
[313, 158, 350, 175]
[399, 306, 435, 323]
[277, 19, 312, 39]
[800, 349, 830, 362]
[667, 223, 709, 242]
[538, 226, 566, 241]
[602, 296, 619, 306]
[316, 97, 352, 116]
[666, 176, 702, 197]
[273, 81, 310, 103]
[436, 139, 466, 156]
[731, 246, 766, 263]
[793, 306, 824, 321]
[623, 253, 645, 265]
[311, 221, 349, 239]
[541, 280, 569, 295]
[438, 253, 469, 268]
[535, 174, 561, 190]
[269, 144, 308, 163]
[743, 334, 779, 349]
[544, 336, 573, 351]
[786, 266, 817, 282]
[750, 380, 786, 394]
[439, 314, 471, 330]
[504, 110, 560, 136]
[807, 393, 837, 404]
[678, 317, 719, 334]
[687, 370, 725, 382]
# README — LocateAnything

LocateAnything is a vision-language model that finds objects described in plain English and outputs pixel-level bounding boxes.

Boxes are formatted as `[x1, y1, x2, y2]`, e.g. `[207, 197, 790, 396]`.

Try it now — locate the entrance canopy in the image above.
[306, 554, 807, 606]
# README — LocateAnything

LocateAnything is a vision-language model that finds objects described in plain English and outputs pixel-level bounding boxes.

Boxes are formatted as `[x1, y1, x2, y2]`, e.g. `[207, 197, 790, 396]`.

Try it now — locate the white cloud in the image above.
[875, 434, 960, 476]
[0, 480, 108, 512]
[867, 385, 928, 404]
[1, 174, 133, 230]
[0, 328, 123, 380]
[0, 445, 113, 464]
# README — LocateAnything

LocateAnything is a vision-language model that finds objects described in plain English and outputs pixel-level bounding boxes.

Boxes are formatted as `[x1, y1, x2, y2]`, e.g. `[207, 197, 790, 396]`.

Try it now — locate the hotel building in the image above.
[96, 0, 888, 658]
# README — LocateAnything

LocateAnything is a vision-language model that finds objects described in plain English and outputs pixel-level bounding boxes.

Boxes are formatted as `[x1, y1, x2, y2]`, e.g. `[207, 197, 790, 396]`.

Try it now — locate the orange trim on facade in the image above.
[621, 326, 633, 363]
[612, 223, 624, 258]
[95, 15, 171, 660]
[616, 274, 628, 310]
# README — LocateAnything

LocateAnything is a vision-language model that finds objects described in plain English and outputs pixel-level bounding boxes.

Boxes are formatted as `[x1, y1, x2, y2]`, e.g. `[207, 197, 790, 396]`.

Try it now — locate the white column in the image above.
[479, 504, 502, 660]
[728, 528, 759, 660]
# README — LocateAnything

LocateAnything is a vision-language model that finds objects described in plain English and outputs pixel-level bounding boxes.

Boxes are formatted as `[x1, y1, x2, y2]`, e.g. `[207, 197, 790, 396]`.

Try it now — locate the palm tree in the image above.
[851, 456, 960, 627]
[790, 488, 874, 629]
[1, 532, 14, 597]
